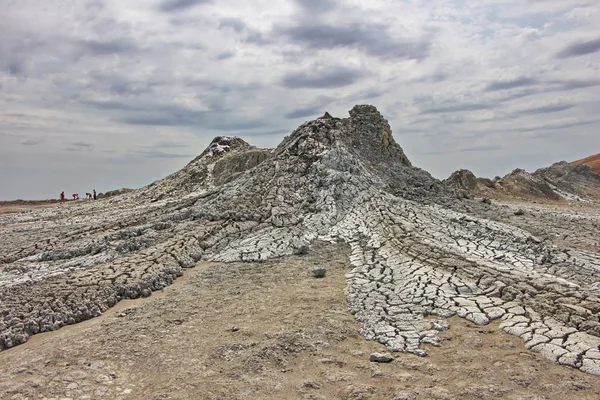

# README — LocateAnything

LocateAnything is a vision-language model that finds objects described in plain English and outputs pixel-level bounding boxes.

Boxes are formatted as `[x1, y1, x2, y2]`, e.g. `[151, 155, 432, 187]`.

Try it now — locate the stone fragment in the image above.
[370, 353, 394, 363]
[312, 267, 326, 278]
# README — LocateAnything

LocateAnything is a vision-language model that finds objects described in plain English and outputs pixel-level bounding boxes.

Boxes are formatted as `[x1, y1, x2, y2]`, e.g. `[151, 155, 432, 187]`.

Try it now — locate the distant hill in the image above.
[445, 160, 600, 201]
[571, 153, 600, 175]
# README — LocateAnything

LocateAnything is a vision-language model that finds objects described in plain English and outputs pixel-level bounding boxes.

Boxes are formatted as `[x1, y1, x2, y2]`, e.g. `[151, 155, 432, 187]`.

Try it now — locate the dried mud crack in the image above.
[1, 105, 600, 397]
[1, 243, 600, 400]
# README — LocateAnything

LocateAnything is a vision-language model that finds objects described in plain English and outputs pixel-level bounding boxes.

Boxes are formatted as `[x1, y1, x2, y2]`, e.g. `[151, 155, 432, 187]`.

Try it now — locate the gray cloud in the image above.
[284, 96, 333, 119]
[556, 37, 600, 58]
[459, 145, 502, 153]
[424, 145, 502, 155]
[130, 150, 196, 158]
[83, 72, 162, 97]
[219, 17, 246, 33]
[80, 39, 140, 55]
[294, 0, 339, 12]
[348, 88, 386, 101]
[497, 89, 540, 103]
[185, 79, 263, 94]
[19, 138, 42, 146]
[284, 106, 324, 119]
[141, 141, 188, 149]
[117, 106, 266, 131]
[66, 142, 94, 151]
[519, 119, 600, 133]
[496, 79, 600, 103]
[218, 17, 270, 45]
[558, 79, 600, 91]
[485, 77, 539, 92]
[516, 104, 575, 115]
[281, 66, 365, 89]
[72, 142, 93, 148]
[274, 22, 431, 60]
[420, 103, 493, 114]
[78, 99, 144, 112]
[157, 0, 211, 12]
[7, 60, 27, 77]
[215, 51, 234, 60]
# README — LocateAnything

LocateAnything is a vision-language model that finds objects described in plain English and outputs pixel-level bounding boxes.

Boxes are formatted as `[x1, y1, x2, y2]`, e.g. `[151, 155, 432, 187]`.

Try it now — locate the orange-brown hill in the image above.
[572, 153, 600, 175]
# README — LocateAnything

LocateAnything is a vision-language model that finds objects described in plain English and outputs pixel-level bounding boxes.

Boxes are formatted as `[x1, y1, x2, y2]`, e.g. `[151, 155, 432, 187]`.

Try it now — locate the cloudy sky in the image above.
[1, 0, 599, 200]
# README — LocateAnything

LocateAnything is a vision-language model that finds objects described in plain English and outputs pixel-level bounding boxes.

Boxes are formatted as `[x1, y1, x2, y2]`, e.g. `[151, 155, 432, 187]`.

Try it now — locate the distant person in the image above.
[93, 189, 97, 200]
[72, 193, 79, 200]
[60, 191, 65, 200]
[86, 192, 92, 200]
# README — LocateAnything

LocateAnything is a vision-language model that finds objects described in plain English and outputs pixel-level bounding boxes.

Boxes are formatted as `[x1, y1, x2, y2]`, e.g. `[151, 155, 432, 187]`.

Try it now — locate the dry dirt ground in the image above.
[1, 241, 599, 400]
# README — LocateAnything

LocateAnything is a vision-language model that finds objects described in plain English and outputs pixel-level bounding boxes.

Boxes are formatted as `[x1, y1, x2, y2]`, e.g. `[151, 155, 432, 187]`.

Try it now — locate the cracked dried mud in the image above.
[2, 242, 600, 400]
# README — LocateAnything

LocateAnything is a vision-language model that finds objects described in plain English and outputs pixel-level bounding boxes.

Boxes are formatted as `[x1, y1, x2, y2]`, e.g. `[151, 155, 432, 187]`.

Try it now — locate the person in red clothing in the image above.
[60, 191, 65, 200]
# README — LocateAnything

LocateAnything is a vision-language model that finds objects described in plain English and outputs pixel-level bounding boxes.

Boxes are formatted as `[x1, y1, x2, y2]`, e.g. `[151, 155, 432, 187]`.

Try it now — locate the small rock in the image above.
[312, 267, 326, 278]
[303, 380, 321, 389]
[229, 326, 239, 332]
[481, 198, 492, 205]
[295, 245, 309, 255]
[514, 209, 525, 216]
[370, 352, 394, 363]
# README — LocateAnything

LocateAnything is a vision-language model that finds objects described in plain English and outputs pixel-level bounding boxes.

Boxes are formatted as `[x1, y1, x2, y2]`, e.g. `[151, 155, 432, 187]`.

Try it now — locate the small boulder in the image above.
[312, 267, 326, 278]
[514, 209, 525, 216]
[295, 245, 309, 255]
[370, 352, 394, 363]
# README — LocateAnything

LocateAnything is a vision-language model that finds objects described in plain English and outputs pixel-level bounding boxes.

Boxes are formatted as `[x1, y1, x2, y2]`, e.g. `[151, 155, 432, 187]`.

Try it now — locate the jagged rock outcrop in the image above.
[447, 161, 600, 201]
[498, 168, 562, 200]
[1, 105, 600, 375]
[135, 136, 271, 201]
[445, 169, 478, 191]
[534, 161, 600, 199]
[571, 153, 600, 175]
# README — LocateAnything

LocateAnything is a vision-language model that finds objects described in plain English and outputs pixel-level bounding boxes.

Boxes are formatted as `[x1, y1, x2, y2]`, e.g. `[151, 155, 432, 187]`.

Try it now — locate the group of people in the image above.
[60, 190, 96, 201]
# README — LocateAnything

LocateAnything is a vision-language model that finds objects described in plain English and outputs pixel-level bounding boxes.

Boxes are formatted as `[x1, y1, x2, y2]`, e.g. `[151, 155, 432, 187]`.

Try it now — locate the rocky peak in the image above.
[507, 168, 527, 177]
[276, 105, 412, 168]
[345, 105, 412, 167]
[197, 136, 251, 161]
[445, 169, 478, 190]
[533, 160, 600, 197]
